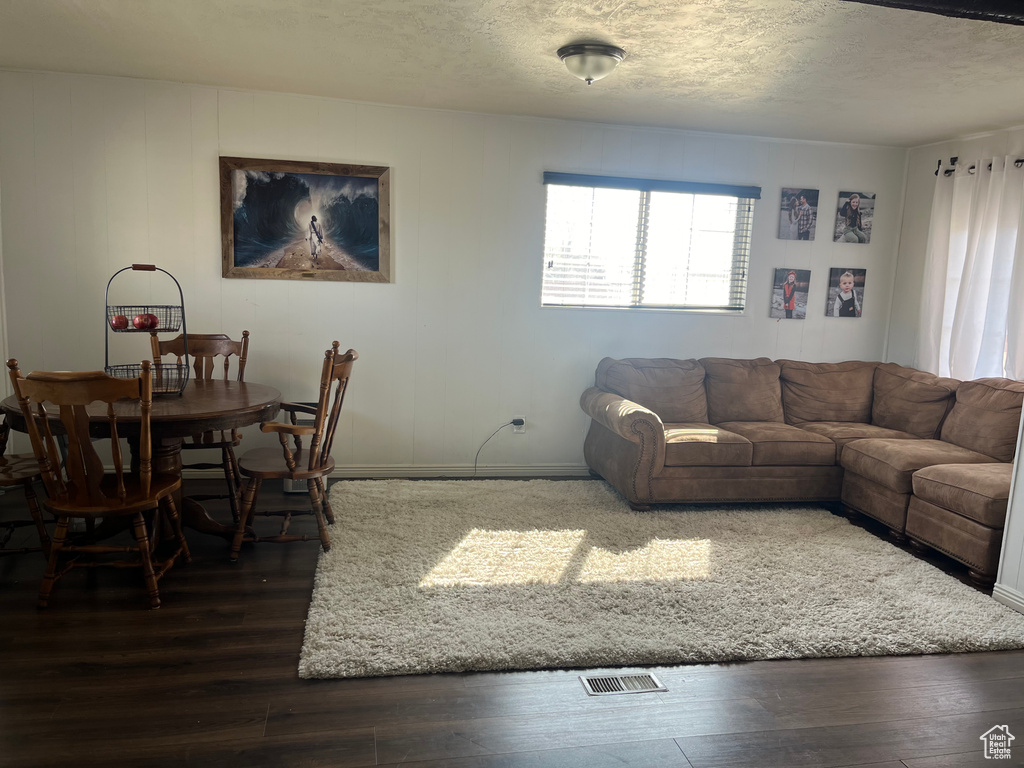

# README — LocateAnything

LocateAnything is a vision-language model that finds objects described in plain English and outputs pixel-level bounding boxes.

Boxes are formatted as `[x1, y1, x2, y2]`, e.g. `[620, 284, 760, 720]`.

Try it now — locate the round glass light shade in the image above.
[557, 44, 626, 85]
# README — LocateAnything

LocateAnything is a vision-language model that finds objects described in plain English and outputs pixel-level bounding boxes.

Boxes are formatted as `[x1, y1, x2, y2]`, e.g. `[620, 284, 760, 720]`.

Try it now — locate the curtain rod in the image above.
[935, 156, 1024, 176]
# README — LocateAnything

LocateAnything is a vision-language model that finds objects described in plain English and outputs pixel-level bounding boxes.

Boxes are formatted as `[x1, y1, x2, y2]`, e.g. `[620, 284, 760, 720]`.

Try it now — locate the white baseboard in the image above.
[181, 464, 592, 480]
[993, 583, 1024, 615]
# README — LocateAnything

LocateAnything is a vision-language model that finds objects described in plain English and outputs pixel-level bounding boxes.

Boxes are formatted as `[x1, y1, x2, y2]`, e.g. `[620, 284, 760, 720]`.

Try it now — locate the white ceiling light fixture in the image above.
[557, 43, 626, 85]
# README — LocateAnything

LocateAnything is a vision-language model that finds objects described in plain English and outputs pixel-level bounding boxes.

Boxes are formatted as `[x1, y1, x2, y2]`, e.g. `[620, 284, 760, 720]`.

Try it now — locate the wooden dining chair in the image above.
[6, 359, 190, 608]
[0, 416, 48, 558]
[230, 342, 356, 563]
[151, 331, 250, 523]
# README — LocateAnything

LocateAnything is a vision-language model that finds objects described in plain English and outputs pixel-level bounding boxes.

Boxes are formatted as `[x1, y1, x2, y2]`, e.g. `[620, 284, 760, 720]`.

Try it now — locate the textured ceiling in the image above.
[1, 0, 1023, 146]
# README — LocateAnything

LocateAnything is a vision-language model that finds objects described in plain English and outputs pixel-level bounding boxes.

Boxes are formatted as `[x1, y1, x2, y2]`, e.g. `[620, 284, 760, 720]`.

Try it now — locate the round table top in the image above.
[2, 380, 282, 439]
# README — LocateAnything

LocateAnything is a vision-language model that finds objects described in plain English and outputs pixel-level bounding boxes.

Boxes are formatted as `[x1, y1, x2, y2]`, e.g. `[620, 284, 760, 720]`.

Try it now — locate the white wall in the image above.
[886, 126, 1024, 366]
[0, 71, 907, 475]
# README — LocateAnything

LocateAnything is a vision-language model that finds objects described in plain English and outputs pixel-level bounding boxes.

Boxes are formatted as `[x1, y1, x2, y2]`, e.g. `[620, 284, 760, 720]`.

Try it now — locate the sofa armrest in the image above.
[580, 388, 663, 443]
[580, 388, 667, 503]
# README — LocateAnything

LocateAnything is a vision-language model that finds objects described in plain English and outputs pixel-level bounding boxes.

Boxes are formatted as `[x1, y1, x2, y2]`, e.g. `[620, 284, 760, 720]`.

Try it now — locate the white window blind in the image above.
[541, 173, 759, 311]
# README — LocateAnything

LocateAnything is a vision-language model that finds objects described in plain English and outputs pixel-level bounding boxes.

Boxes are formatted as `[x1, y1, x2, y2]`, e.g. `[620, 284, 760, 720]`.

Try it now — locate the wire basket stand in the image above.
[104, 264, 189, 395]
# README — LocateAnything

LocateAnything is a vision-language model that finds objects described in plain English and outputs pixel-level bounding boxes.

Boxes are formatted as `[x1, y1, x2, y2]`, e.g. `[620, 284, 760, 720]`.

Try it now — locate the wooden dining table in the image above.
[1, 379, 281, 539]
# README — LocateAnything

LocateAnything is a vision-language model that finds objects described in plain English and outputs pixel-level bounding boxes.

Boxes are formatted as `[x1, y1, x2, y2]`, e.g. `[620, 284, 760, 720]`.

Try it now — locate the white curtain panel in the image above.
[917, 157, 1024, 380]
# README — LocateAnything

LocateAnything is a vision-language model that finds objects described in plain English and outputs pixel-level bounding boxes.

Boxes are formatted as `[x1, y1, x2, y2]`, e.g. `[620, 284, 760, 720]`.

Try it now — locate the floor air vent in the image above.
[579, 673, 667, 696]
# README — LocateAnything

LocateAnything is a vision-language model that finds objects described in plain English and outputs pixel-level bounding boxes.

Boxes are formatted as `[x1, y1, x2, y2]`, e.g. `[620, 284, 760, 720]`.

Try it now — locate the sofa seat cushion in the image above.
[663, 423, 752, 467]
[911, 462, 1012, 528]
[841, 439, 999, 494]
[796, 421, 919, 462]
[715, 422, 835, 466]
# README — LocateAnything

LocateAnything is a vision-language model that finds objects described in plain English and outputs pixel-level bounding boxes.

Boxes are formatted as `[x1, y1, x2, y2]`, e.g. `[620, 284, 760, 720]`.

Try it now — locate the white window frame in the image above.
[540, 172, 760, 313]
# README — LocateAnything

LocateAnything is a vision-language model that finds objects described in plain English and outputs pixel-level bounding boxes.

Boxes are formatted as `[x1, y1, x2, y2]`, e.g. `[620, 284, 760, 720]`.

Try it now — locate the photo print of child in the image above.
[826, 268, 866, 317]
[833, 191, 875, 244]
[778, 188, 818, 241]
[770, 268, 811, 319]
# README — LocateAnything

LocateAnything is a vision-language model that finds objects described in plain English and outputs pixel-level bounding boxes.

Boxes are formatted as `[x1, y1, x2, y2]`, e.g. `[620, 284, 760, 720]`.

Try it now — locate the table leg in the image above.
[152, 437, 238, 540]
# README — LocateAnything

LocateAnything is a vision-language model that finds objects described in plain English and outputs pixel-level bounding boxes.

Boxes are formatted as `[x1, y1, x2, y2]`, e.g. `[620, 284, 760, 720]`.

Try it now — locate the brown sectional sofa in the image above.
[580, 356, 1024, 584]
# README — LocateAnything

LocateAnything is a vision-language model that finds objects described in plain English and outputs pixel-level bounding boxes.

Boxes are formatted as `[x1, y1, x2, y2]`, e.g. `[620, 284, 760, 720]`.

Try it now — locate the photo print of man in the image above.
[779, 188, 818, 241]
[770, 268, 811, 319]
[826, 268, 866, 317]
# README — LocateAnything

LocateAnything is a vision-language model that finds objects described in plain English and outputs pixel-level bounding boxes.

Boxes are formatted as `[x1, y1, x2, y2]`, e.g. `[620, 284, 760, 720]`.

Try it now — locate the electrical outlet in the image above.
[512, 416, 526, 434]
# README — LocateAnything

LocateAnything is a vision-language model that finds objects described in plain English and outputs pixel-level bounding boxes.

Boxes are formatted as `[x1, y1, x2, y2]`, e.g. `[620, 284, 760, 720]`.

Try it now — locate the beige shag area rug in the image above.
[299, 480, 1024, 679]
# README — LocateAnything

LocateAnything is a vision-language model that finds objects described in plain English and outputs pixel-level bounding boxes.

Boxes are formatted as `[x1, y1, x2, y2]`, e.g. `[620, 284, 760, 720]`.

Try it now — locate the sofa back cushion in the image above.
[940, 378, 1024, 461]
[699, 357, 784, 423]
[595, 357, 708, 423]
[777, 360, 877, 424]
[871, 363, 959, 438]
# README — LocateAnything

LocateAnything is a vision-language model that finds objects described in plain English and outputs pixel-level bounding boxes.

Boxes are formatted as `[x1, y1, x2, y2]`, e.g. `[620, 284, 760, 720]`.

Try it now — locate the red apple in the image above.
[109, 314, 129, 330]
[133, 314, 153, 330]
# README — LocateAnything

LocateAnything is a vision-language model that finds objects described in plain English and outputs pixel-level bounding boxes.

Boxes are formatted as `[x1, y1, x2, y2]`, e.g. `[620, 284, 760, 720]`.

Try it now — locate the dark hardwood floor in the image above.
[2, 479, 1023, 767]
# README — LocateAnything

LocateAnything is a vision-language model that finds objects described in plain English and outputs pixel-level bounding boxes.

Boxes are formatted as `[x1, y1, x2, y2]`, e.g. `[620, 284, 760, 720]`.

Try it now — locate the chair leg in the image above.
[316, 477, 335, 525]
[131, 512, 161, 609]
[162, 495, 191, 565]
[308, 479, 331, 553]
[228, 446, 242, 494]
[231, 477, 261, 563]
[222, 445, 241, 525]
[149, 500, 164, 554]
[21, 479, 50, 558]
[38, 518, 69, 609]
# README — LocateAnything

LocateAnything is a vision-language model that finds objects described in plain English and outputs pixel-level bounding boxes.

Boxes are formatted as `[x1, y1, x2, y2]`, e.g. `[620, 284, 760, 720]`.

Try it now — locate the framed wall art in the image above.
[833, 191, 875, 244]
[825, 268, 866, 317]
[770, 268, 811, 319]
[778, 188, 818, 241]
[220, 156, 391, 282]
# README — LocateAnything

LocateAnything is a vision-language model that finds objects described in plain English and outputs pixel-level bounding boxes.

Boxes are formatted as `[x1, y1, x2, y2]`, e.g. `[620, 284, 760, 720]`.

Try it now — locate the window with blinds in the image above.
[541, 173, 759, 311]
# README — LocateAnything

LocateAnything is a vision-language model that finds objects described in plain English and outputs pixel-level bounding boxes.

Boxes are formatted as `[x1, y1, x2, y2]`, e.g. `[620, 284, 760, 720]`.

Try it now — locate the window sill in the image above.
[540, 304, 746, 316]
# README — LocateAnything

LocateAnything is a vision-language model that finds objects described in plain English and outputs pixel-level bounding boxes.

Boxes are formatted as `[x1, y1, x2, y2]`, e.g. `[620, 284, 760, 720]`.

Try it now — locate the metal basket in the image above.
[105, 265, 189, 396]
[106, 304, 183, 333]
[105, 362, 189, 395]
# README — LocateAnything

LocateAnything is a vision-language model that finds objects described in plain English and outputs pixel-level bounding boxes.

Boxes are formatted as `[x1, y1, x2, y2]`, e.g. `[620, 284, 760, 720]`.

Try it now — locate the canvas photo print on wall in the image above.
[826, 268, 866, 317]
[833, 191, 875, 244]
[220, 157, 391, 282]
[770, 268, 811, 319]
[778, 188, 818, 241]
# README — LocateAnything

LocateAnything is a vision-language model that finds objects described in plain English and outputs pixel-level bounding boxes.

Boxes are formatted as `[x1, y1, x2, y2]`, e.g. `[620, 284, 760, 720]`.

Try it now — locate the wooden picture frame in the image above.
[220, 156, 391, 282]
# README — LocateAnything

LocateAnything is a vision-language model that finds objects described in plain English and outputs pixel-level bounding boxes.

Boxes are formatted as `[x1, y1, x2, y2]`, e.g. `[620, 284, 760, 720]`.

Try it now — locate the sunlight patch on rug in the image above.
[420, 529, 586, 587]
[299, 479, 1024, 679]
[577, 538, 711, 583]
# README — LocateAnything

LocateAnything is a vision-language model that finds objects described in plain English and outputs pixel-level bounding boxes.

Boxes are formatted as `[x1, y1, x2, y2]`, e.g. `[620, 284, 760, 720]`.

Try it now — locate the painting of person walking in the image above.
[770, 268, 811, 319]
[220, 157, 391, 283]
[825, 268, 866, 317]
[833, 191, 875, 244]
[778, 188, 818, 241]
[231, 171, 378, 271]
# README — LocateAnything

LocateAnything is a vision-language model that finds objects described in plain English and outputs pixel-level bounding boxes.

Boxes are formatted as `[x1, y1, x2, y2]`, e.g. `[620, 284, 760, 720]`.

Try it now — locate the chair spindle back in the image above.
[151, 331, 249, 382]
[6, 360, 153, 506]
[307, 343, 357, 472]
